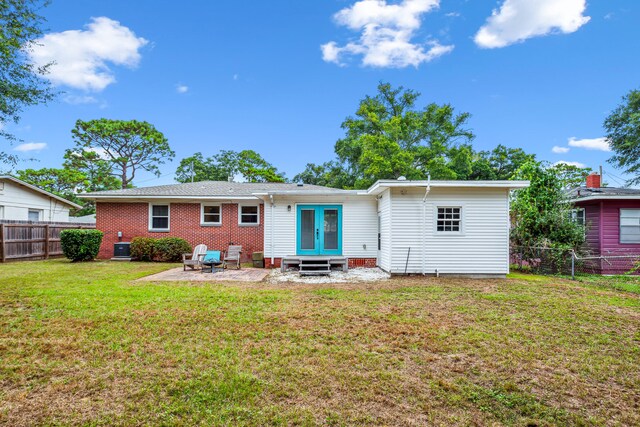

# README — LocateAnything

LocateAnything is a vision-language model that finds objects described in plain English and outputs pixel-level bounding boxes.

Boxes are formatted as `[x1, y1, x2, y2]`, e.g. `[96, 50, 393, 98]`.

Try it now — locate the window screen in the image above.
[151, 205, 169, 230]
[437, 207, 461, 232]
[240, 206, 259, 224]
[202, 205, 221, 224]
[620, 209, 640, 243]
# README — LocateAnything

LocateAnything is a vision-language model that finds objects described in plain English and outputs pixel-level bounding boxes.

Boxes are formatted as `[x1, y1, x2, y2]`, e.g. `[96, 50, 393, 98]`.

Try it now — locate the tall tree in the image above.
[71, 119, 174, 188]
[470, 145, 536, 180]
[0, 0, 54, 169]
[549, 163, 593, 189]
[604, 89, 640, 185]
[334, 82, 475, 188]
[175, 150, 286, 183]
[62, 149, 123, 191]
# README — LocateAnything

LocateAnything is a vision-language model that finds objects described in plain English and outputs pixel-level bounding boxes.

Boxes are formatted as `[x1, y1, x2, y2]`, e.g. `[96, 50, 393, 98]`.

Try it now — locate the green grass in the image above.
[1, 260, 639, 426]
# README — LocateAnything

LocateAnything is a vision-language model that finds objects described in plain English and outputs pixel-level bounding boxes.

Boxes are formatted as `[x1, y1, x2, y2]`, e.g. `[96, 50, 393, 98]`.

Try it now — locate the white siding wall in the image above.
[0, 180, 71, 222]
[389, 187, 509, 275]
[377, 189, 392, 271]
[263, 195, 378, 259]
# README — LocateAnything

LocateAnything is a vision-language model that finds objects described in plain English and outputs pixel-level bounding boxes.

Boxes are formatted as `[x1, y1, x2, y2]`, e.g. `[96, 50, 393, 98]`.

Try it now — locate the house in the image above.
[0, 175, 82, 222]
[569, 172, 640, 274]
[81, 179, 528, 276]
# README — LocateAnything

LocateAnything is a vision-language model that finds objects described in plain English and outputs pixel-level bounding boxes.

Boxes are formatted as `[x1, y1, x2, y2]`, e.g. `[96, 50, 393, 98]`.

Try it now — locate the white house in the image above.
[83, 178, 528, 276]
[0, 176, 82, 222]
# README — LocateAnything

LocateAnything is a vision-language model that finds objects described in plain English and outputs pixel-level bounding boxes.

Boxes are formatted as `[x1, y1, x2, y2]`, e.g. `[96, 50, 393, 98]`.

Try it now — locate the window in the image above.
[436, 207, 461, 232]
[620, 209, 640, 243]
[201, 204, 221, 225]
[239, 205, 259, 225]
[0, 205, 4, 219]
[149, 204, 170, 230]
[569, 208, 585, 227]
[28, 209, 42, 221]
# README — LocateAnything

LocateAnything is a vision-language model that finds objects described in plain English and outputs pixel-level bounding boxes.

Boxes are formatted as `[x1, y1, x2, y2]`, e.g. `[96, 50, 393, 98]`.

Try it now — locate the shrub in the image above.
[153, 237, 191, 262]
[60, 229, 104, 262]
[130, 237, 156, 261]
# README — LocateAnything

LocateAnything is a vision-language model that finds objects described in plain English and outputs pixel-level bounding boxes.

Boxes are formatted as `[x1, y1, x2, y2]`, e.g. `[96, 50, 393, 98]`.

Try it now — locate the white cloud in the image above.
[475, 0, 590, 49]
[552, 146, 570, 154]
[29, 17, 148, 91]
[14, 142, 47, 152]
[568, 137, 610, 152]
[176, 84, 189, 94]
[321, 0, 453, 68]
[554, 160, 586, 168]
[233, 74, 239, 81]
[63, 94, 98, 104]
[445, 12, 460, 18]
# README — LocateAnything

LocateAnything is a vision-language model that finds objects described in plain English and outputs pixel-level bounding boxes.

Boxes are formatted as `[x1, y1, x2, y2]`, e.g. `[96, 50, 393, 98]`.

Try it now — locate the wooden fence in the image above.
[0, 222, 95, 262]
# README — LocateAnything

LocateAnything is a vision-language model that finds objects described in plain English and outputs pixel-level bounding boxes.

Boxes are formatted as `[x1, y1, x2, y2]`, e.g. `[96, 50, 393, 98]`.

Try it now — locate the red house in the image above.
[569, 173, 640, 274]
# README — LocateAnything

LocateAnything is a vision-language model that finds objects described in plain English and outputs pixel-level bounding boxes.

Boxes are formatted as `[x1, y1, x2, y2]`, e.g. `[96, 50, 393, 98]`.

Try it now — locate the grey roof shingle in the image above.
[81, 181, 351, 198]
[568, 186, 640, 199]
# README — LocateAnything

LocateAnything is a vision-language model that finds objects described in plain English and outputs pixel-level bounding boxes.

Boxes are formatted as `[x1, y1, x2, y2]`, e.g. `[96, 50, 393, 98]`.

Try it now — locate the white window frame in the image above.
[620, 208, 640, 244]
[0, 205, 4, 219]
[28, 209, 42, 222]
[569, 208, 586, 227]
[434, 206, 463, 234]
[149, 203, 170, 232]
[201, 203, 222, 226]
[238, 204, 260, 226]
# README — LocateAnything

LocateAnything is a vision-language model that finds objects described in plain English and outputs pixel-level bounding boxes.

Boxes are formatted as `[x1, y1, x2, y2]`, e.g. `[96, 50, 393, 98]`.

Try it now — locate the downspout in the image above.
[269, 194, 275, 265]
[422, 175, 431, 275]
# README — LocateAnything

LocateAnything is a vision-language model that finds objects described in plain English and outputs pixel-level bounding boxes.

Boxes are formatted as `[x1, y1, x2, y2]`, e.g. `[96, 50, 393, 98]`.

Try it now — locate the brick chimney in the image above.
[586, 172, 601, 189]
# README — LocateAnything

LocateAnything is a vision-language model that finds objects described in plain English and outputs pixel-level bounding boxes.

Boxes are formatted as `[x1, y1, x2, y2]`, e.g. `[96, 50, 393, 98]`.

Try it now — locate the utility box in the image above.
[113, 242, 131, 259]
[252, 251, 264, 268]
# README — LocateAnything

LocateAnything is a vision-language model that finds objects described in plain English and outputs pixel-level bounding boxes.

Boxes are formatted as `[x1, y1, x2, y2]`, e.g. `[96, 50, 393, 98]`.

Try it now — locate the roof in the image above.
[79, 181, 347, 200]
[70, 214, 96, 223]
[568, 186, 640, 202]
[0, 175, 83, 209]
[366, 179, 529, 195]
[79, 179, 530, 200]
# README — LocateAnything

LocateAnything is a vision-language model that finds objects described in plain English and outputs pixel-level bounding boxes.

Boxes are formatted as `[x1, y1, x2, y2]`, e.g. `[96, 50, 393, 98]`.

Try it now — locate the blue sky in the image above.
[7, 0, 639, 187]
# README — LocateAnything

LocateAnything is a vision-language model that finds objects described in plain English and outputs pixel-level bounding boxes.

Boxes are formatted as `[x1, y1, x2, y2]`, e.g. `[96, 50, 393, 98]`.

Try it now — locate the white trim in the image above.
[238, 204, 260, 226]
[28, 208, 43, 221]
[367, 180, 529, 195]
[571, 195, 640, 202]
[433, 205, 464, 236]
[148, 203, 170, 232]
[619, 208, 640, 244]
[200, 203, 222, 226]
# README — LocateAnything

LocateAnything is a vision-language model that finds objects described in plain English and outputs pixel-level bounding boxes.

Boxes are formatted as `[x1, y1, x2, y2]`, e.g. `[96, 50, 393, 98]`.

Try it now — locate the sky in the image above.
[6, 0, 640, 188]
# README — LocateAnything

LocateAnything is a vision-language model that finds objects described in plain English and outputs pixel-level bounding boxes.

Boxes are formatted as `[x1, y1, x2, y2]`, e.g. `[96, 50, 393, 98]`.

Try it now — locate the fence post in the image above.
[45, 224, 50, 259]
[571, 250, 575, 280]
[0, 224, 4, 263]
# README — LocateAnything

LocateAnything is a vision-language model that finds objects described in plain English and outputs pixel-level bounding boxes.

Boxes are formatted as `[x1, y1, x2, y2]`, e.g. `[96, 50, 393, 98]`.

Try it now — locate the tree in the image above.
[333, 82, 475, 188]
[604, 89, 640, 185]
[71, 119, 174, 188]
[15, 167, 89, 214]
[511, 161, 585, 252]
[63, 149, 123, 191]
[548, 163, 592, 189]
[175, 150, 286, 183]
[1, 0, 54, 169]
[293, 161, 352, 188]
[471, 145, 536, 180]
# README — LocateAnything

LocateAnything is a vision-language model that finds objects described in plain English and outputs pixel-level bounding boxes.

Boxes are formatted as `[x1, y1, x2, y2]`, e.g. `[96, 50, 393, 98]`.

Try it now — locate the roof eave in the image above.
[0, 175, 83, 209]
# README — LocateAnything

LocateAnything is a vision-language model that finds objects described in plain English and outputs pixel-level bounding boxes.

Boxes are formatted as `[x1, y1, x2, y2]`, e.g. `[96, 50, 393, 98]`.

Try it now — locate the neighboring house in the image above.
[81, 179, 528, 276]
[0, 175, 82, 222]
[569, 172, 640, 274]
[70, 214, 97, 224]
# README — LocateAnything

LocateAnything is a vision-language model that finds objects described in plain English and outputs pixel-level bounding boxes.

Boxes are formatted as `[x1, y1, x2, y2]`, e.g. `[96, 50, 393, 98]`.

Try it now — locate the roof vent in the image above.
[297, 182, 304, 187]
[397, 176, 407, 181]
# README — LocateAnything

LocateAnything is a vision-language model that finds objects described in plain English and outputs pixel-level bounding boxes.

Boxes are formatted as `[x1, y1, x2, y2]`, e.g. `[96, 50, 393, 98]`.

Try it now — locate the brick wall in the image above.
[96, 202, 264, 261]
[264, 258, 377, 269]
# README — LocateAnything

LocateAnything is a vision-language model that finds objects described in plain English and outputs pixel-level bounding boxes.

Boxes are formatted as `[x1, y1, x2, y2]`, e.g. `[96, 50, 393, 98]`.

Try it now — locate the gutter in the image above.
[269, 194, 275, 265]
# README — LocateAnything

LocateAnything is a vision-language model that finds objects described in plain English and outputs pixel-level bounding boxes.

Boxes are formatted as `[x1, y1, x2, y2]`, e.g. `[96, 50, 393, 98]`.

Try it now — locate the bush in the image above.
[130, 237, 156, 261]
[60, 229, 104, 262]
[153, 237, 191, 262]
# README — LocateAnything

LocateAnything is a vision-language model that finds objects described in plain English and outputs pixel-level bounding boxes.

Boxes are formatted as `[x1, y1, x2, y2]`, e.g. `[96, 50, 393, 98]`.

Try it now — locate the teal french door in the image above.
[296, 205, 342, 255]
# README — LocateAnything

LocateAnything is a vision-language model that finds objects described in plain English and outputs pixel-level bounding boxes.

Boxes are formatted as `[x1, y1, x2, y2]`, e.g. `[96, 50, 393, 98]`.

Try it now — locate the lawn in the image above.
[1, 260, 639, 426]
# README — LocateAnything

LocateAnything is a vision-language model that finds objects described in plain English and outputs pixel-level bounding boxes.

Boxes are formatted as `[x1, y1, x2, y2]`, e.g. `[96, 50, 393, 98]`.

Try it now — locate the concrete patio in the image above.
[137, 267, 270, 282]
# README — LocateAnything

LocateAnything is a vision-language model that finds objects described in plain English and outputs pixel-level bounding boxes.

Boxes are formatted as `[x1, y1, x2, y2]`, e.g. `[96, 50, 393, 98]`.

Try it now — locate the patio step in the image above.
[299, 258, 331, 276]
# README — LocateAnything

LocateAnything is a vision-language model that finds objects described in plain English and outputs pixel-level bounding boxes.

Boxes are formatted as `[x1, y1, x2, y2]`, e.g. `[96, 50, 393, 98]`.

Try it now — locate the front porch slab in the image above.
[137, 267, 269, 282]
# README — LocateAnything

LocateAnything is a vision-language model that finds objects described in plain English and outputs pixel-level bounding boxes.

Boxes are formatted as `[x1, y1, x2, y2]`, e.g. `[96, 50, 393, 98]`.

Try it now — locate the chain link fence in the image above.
[510, 246, 640, 278]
